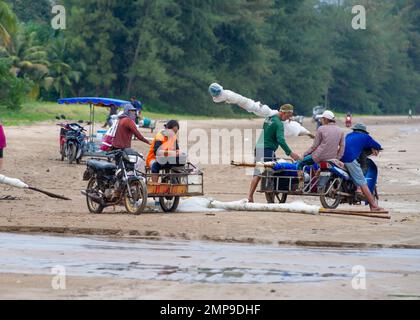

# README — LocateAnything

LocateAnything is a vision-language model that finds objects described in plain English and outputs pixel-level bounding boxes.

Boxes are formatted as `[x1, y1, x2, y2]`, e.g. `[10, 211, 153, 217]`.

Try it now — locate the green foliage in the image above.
[1, 0, 420, 116]
[0, 58, 31, 110]
[4, 0, 50, 24]
[0, 0, 17, 46]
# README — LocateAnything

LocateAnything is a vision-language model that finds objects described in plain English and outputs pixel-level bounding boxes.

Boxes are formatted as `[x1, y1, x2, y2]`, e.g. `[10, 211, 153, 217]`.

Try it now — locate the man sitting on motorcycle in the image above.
[146, 120, 181, 183]
[112, 104, 150, 149]
[341, 123, 385, 212]
[298, 110, 346, 168]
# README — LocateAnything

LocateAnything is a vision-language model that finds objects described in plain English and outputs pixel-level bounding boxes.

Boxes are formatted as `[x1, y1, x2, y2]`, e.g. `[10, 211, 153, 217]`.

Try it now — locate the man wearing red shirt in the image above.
[112, 104, 150, 149]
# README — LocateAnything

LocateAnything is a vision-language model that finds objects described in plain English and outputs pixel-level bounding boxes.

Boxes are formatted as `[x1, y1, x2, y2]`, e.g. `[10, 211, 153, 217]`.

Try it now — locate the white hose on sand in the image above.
[0, 174, 70, 200]
[0, 174, 29, 189]
[209, 83, 311, 137]
[178, 197, 320, 215]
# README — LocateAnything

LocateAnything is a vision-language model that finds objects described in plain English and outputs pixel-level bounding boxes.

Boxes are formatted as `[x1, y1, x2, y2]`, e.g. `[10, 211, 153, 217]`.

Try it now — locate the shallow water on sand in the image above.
[0, 233, 419, 284]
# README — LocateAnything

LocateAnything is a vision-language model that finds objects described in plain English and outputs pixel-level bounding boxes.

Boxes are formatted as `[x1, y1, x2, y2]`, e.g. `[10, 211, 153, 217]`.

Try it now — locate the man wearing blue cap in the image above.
[341, 123, 385, 212]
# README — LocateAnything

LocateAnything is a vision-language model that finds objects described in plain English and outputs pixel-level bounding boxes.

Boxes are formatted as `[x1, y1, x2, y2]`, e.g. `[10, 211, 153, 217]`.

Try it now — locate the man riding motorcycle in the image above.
[341, 123, 385, 212]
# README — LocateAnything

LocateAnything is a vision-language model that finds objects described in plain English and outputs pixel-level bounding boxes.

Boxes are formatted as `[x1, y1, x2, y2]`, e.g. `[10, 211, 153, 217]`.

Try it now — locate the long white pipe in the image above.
[0, 174, 29, 189]
[209, 83, 311, 137]
[208, 199, 320, 215]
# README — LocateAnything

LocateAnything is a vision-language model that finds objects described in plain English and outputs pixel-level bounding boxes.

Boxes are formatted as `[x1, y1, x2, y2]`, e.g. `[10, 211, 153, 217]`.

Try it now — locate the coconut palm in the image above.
[0, 1, 17, 47]
[48, 37, 85, 98]
[0, 28, 51, 98]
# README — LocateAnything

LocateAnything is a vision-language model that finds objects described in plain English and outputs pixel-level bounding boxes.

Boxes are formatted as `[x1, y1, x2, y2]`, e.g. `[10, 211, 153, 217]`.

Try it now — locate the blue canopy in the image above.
[58, 97, 130, 108]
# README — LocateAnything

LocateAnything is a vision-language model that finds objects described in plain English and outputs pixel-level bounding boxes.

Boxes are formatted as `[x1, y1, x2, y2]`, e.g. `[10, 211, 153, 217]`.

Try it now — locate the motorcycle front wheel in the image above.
[124, 179, 148, 215]
[67, 144, 77, 164]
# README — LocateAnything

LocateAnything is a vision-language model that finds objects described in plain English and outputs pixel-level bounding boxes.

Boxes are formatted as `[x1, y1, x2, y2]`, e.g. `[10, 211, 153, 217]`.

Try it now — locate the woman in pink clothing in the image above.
[0, 119, 6, 171]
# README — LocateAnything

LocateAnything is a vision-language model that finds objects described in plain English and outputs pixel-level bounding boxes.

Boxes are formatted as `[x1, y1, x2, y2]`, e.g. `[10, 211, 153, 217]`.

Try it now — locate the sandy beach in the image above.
[1, 116, 420, 299]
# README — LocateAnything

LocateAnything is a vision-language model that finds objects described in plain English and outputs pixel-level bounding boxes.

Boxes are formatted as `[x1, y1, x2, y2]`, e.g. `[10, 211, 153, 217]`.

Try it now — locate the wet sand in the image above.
[1, 233, 419, 300]
[1, 116, 420, 299]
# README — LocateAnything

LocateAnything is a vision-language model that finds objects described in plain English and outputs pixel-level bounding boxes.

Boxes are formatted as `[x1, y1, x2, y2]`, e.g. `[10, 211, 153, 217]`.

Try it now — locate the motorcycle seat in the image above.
[87, 160, 117, 171]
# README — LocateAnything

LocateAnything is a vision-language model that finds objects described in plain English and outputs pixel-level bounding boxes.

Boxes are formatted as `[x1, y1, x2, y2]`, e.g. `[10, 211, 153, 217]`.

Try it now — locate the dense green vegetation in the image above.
[0, 101, 230, 126]
[0, 0, 419, 117]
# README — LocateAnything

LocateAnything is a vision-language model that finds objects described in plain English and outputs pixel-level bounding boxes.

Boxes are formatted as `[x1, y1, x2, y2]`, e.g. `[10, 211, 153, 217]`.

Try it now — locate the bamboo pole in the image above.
[319, 208, 391, 220]
[321, 208, 389, 215]
[230, 161, 274, 168]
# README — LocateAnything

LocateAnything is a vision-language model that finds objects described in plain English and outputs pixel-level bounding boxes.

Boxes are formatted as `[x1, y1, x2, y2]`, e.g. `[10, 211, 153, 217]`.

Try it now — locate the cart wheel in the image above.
[265, 192, 288, 204]
[86, 178, 104, 214]
[319, 178, 343, 209]
[159, 196, 180, 213]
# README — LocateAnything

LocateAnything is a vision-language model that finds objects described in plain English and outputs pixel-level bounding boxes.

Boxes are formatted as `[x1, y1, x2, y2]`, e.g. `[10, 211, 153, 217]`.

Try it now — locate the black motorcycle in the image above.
[82, 149, 147, 215]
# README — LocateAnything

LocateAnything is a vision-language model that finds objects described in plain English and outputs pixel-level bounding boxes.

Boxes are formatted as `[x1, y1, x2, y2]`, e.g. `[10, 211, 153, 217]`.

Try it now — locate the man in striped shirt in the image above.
[299, 110, 345, 168]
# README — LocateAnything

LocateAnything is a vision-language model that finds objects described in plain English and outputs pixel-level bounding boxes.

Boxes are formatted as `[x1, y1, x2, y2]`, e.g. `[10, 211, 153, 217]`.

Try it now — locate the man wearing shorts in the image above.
[247, 104, 301, 203]
[341, 123, 385, 212]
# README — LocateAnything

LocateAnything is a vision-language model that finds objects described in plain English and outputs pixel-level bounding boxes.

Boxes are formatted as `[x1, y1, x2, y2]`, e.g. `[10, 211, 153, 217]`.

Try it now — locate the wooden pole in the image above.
[28, 187, 71, 201]
[230, 161, 273, 168]
[322, 208, 389, 215]
[320, 208, 390, 220]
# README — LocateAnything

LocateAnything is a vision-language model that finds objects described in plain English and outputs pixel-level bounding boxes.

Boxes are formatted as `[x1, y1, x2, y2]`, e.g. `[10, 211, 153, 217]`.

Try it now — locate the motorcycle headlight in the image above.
[127, 155, 138, 163]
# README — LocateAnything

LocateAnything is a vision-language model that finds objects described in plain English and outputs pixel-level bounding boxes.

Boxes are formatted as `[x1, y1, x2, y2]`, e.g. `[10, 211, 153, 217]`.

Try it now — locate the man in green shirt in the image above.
[248, 104, 301, 203]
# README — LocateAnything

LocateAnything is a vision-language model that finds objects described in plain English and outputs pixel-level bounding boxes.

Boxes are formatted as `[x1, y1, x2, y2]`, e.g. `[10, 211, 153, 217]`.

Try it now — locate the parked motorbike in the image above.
[317, 153, 379, 209]
[57, 122, 87, 164]
[81, 148, 147, 215]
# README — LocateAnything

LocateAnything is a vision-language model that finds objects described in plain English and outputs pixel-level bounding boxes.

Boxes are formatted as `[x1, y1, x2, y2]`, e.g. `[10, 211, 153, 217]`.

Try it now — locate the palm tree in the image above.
[48, 37, 85, 98]
[0, 28, 51, 98]
[0, 1, 17, 47]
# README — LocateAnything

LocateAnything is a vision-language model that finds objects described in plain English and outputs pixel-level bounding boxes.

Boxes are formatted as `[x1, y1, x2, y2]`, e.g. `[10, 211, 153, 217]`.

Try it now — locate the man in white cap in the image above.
[112, 104, 150, 149]
[299, 110, 345, 167]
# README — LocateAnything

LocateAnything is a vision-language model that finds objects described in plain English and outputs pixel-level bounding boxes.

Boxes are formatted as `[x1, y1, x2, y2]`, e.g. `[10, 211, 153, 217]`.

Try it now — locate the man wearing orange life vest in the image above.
[146, 120, 180, 182]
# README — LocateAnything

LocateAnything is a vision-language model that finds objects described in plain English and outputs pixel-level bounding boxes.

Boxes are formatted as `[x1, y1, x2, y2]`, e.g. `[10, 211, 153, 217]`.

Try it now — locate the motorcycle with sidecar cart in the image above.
[81, 150, 204, 214]
[256, 152, 380, 209]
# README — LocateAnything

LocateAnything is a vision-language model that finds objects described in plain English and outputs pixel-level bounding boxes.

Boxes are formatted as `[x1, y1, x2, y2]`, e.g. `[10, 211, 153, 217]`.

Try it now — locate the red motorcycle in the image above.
[57, 122, 87, 164]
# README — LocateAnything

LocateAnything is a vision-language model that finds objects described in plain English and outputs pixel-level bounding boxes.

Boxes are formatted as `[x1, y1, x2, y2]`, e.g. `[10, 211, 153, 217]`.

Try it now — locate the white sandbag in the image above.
[284, 120, 311, 137]
[209, 199, 320, 215]
[0, 174, 29, 189]
[210, 83, 277, 118]
[177, 197, 224, 213]
[209, 83, 312, 137]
